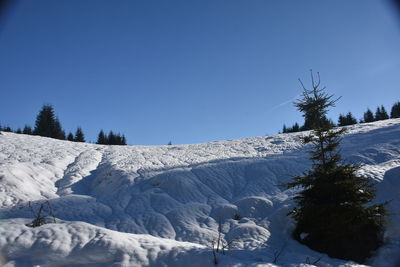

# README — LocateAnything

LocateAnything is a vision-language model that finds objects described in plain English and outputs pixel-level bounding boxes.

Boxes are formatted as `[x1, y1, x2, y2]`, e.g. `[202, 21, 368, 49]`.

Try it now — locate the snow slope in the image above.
[0, 119, 399, 266]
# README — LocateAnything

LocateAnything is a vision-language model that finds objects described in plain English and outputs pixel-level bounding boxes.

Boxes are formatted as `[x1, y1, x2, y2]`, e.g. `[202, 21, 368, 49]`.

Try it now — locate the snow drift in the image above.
[0, 119, 399, 266]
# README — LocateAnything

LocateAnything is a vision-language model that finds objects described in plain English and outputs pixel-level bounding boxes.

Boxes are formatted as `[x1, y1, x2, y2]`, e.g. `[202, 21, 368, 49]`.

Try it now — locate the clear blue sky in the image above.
[1, 0, 399, 145]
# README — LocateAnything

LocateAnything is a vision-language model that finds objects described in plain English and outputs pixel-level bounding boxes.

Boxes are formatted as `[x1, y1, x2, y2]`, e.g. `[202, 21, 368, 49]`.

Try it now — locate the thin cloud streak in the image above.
[269, 94, 300, 111]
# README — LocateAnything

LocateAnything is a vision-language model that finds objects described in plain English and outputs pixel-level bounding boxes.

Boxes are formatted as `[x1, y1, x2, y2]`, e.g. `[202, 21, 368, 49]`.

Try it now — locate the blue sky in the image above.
[1, 0, 399, 145]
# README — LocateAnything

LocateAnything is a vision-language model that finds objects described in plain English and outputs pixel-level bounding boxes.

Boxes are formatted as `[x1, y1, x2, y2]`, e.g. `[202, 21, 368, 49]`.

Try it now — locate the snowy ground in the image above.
[0, 119, 399, 266]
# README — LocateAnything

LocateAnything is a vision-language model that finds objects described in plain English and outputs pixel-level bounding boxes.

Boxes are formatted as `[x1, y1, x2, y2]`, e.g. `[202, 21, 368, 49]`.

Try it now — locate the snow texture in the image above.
[1, 119, 400, 266]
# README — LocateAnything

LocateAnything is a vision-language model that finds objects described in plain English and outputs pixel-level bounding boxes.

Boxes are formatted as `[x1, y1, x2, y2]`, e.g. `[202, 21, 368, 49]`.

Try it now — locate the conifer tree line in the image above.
[0, 104, 127, 145]
[96, 130, 126, 145]
[282, 101, 400, 133]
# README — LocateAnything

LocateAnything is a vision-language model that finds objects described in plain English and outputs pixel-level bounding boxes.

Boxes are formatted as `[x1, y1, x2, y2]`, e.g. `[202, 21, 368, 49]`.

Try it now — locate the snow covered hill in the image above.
[1, 119, 399, 267]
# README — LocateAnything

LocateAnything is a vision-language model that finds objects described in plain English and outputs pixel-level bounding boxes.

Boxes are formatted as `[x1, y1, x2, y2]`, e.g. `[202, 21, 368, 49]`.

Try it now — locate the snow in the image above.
[0, 119, 400, 266]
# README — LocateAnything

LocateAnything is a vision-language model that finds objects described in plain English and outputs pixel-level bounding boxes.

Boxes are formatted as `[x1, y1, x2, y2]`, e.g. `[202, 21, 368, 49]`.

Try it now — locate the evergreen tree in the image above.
[295, 73, 338, 130]
[338, 112, 357, 126]
[390, 101, 400, 118]
[283, 122, 301, 133]
[67, 132, 74, 141]
[121, 134, 127, 145]
[282, 124, 287, 133]
[33, 105, 65, 139]
[74, 127, 85, 142]
[96, 130, 107, 144]
[3, 126, 12, 132]
[375, 106, 382, 120]
[291, 122, 300, 132]
[345, 112, 357, 125]
[34, 105, 56, 137]
[290, 122, 300, 133]
[15, 128, 22, 134]
[96, 130, 127, 145]
[363, 108, 374, 123]
[375, 105, 389, 121]
[381, 106, 389, 120]
[302, 115, 332, 130]
[116, 134, 122, 145]
[286, 71, 387, 263]
[338, 114, 346, 126]
[53, 117, 66, 140]
[22, 125, 33, 135]
[108, 131, 116, 145]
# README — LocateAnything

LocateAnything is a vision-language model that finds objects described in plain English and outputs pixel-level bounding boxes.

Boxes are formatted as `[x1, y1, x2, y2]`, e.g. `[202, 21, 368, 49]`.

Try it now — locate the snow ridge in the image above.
[0, 119, 400, 266]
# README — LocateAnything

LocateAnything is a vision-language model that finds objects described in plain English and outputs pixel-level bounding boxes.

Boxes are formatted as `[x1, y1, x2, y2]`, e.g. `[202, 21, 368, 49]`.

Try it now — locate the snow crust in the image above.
[1, 119, 399, 266]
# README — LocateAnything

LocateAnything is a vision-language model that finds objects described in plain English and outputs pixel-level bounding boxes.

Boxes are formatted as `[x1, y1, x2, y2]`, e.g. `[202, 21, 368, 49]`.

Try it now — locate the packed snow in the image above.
[0, 119, 399, 266]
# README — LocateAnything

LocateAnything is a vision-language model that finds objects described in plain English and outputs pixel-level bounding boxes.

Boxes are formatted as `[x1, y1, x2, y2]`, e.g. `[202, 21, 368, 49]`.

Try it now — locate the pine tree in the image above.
[67, 132, 74, 141]
[3, 126, 12, 132]
[34, 105, 56, 137]
[108, 131, 116, 145]
[53, 117, 66, 140]
[345, 112, 357, 125]
[286, 71, 387, 263]
[338, 114, 346, 126]
[380, 106, 389, 120]
[116, 134, 122, 145]
[292, 122, 300, 132]
[295, 73, 337, 131]
[390, 102, 400, 118]
[15, 128, 22, 134]
[282, 124, 287, 133]
[121, 134, 127, 145]
[33, 105, 65, 139]
[284, 122, 301, 133]
[22, 125, 33, 135]
[96, 130, 107, 144]
[339, 112, 357, 126]
[363, 108, 374, 123]
[96, 130, 127, 145]
[74, 127, 85, 142]
[375, 106, 382, 120]
[375, 105, 389, 121]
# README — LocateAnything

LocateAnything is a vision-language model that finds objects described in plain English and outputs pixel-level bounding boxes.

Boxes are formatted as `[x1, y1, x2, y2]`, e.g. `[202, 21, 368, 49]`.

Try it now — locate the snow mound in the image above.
[1, 119, 400, 266]
[0, 219, 205, 267]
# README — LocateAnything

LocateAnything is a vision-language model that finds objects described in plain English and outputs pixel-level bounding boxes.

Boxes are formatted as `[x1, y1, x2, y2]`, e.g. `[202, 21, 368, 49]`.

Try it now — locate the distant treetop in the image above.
[33, 105, 65, 140]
